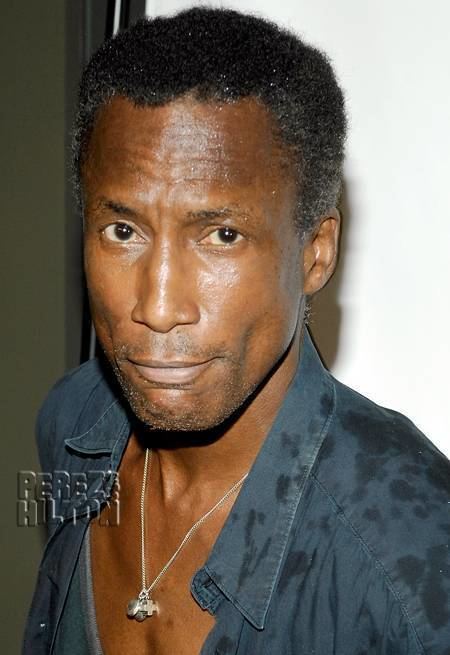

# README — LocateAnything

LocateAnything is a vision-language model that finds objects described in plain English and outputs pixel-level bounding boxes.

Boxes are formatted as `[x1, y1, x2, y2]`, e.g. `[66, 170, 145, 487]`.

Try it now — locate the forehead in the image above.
[83, 95, 294, 192]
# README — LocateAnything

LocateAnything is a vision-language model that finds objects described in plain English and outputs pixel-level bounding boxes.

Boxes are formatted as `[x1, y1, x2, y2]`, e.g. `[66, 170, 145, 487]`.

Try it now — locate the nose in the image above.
[131, 240, 200, 333]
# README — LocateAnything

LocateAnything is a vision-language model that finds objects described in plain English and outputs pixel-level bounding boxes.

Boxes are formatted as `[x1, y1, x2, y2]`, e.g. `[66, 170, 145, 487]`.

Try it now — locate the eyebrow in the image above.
[185, 207, 250, 222]
[96, 198, 138, 218]
[95, 198, 251, 224]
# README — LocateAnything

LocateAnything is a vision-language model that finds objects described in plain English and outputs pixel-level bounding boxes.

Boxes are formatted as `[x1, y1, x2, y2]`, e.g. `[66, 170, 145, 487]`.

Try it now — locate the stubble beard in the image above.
[110, 356, 258, 432]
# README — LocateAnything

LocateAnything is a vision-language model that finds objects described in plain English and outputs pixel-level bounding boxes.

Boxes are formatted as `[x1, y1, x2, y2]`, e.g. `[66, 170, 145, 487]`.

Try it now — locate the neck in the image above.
[134, 325, 303, 502]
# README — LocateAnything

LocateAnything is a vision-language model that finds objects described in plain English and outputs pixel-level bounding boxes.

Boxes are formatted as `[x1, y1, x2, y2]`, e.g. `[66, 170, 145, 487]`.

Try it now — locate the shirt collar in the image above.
[64, 369, 130, 456]
[196, 329, 336, 629]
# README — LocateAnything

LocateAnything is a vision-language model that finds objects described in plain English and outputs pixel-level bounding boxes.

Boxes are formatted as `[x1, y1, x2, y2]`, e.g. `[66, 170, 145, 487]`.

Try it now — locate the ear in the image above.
[303, 209, 341, 295]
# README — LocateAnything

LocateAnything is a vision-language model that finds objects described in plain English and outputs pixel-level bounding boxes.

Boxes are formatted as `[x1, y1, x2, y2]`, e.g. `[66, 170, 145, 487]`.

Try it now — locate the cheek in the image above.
[84, 244, 137, 336]
[248, 247, 303, 359]
[197, 247, 302, 351]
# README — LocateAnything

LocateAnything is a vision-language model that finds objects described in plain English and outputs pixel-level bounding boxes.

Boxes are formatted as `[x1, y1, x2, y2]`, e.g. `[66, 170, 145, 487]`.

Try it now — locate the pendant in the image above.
[127, 594, 158, 621]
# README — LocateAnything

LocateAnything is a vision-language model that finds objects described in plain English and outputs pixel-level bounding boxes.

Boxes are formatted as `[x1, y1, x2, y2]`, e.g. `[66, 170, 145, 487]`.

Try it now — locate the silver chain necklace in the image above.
[126, 448, 248, 621]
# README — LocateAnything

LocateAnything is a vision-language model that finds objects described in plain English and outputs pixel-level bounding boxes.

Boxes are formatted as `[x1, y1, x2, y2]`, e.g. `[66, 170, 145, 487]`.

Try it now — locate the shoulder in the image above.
[312, 377, 450, 651]
[35, 358, 120, 469]
[316, 378, 449, 510]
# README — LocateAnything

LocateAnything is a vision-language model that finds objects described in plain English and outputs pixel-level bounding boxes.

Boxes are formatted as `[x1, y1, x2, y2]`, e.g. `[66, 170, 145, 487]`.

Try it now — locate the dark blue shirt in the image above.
[23, 331, 450, 654]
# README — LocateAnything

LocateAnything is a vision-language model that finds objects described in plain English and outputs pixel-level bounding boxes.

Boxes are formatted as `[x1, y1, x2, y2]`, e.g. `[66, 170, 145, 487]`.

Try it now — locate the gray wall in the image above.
[0, 3, 66, 651]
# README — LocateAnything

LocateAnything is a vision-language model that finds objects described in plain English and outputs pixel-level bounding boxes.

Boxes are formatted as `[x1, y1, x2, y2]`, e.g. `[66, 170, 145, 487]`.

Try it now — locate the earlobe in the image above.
[303, 209, 340, 295]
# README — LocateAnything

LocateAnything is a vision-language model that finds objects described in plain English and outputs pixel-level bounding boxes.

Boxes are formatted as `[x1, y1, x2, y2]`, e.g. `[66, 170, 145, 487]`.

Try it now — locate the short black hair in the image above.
[74, 7, 347, 234]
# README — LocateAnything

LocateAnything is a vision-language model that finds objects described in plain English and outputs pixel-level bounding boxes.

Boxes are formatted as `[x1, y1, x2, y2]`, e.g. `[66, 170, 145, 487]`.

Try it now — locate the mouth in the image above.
[128, 358, 215, 385]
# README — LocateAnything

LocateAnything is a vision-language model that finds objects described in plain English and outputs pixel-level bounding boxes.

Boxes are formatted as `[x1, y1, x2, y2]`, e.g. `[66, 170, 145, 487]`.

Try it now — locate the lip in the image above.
[129, 359, 214, 385]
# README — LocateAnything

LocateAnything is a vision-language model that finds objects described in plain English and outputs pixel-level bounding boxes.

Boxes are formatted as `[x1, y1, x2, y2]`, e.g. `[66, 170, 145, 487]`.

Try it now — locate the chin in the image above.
[116, 367, 256, 433]
[125, 390, 231, 432]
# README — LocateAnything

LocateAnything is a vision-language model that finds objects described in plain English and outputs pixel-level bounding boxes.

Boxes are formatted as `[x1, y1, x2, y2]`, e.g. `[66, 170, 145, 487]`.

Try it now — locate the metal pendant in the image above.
[127, 594, 158, 621]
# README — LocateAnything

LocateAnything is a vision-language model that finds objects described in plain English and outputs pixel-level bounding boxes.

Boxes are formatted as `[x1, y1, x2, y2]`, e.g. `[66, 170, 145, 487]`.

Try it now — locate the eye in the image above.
[203, 227, 243, 246]
[103, 223, 140, 243]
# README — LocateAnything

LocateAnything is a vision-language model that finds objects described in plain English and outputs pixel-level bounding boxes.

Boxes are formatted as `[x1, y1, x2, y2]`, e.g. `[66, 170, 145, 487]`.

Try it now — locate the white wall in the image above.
[145, 0, 450, 456]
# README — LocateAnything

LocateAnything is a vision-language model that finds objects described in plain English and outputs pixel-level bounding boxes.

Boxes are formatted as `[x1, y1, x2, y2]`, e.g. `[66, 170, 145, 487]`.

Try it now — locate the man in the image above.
[24, 7, 450, 655]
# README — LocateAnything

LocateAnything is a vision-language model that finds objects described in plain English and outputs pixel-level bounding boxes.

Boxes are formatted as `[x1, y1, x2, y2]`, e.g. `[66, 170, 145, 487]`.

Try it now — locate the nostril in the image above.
[131, 292, 200, 333]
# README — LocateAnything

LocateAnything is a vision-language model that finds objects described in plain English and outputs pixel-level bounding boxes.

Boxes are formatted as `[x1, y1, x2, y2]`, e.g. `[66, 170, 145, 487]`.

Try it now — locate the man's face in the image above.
[82, 95, 305, 431]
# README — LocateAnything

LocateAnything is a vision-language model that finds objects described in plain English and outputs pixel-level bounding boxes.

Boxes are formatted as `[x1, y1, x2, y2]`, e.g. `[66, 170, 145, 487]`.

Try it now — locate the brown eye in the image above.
[204, 227, 243, 246]
[218, 227, 239, 243]
[114, 223, 133, 240]
[104, 223, 136, 242]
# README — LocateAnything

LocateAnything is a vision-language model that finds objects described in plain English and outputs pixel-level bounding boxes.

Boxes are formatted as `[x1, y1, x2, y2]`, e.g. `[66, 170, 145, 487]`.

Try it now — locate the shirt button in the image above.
[39, 622, 46, 630]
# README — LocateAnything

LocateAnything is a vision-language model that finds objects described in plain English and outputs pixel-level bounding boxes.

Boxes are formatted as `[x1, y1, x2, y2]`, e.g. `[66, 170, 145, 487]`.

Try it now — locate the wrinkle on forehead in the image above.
[87, 95, 294, 187]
